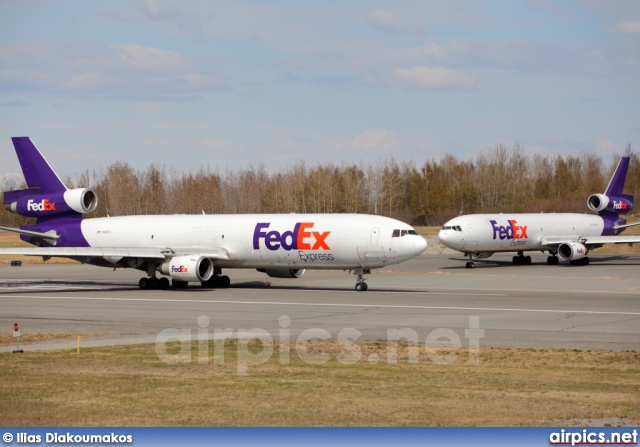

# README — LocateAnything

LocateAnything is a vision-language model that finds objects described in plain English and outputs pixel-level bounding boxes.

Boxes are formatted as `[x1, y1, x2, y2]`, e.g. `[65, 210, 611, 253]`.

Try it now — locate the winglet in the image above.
[11, 137, 67, 193]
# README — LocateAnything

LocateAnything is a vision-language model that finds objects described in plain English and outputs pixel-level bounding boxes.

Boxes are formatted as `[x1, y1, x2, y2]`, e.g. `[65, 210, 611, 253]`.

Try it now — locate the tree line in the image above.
[1, 142, 638, 228]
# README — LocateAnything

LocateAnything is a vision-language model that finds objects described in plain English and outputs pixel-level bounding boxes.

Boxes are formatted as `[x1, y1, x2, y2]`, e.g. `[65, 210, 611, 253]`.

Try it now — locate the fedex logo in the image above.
[27, 198, 56, 212]
[490, 219, 528, 240]
[172, 266, 188, 273]
[253, 222, 330, 251]
[613, 201, 627, 210]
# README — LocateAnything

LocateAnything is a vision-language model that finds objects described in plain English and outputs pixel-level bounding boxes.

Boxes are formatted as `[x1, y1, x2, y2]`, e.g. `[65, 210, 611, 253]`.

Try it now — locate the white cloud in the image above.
[594, 136, 618, 154]
[352, 43, 470, 68]
[350, 129, 398, 154]
[392, 66, 476, 90]
[366, 9, 425, 34]
[615, 20, 640, 35]
[0, 42, 227, 101]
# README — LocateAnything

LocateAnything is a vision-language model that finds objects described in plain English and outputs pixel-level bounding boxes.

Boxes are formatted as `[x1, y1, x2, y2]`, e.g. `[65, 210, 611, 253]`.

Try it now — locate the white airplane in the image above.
[438, 156, 640, 268]
[0, 137, 427, 291]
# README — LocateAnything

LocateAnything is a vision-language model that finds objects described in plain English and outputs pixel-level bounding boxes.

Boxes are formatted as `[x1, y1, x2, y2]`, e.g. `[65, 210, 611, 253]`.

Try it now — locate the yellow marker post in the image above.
[77, 335, 80, 355]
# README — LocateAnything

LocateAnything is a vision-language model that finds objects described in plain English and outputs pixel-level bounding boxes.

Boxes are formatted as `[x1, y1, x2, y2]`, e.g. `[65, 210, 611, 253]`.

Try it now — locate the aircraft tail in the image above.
[3, 137, 98, 222]
[11, 137, 68, 194]
[586, 156, 635, 234]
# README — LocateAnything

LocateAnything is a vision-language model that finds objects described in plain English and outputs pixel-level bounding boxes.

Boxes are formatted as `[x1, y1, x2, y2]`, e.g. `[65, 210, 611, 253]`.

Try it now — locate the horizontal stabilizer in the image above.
[0, 225, 60, 241]
[613, 221, 640, 230]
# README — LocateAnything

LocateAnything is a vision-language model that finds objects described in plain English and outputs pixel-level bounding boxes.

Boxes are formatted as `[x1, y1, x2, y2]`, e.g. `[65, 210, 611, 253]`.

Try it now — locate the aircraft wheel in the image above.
[525, 256, 531, 265]
[512, 256, 518, 265]
[355, 282, 366, 291]
[148, 277, 159, 289]
[583, 257, 589, 266]
[139, 277, 150, 290]
[465, 261, 475, 268]
[220, 275, 231, 288]
[158, 277, 170, 290]
[547, 256, 553, 265]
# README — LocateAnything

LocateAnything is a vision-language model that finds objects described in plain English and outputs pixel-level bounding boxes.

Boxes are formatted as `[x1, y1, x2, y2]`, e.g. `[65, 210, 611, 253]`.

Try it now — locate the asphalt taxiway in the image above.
[1, 252, 639, 352]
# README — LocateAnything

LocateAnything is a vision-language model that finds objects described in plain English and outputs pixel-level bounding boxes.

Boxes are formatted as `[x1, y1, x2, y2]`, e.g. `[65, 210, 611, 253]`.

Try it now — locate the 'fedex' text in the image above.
[253, 222, 330, 251]
[27, 198, 56, 211]
[490, 219, 528, 240]
[613, 200, 628, 210]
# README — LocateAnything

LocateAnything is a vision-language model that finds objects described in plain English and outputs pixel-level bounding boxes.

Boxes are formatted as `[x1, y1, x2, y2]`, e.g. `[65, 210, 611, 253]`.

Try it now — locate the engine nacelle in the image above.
[160, 256, 213, 282]
[5, 188, 98, 218]
[587, 194, 632, 214]
[558, 242, 588, 261]
[257, 268, 306, 278]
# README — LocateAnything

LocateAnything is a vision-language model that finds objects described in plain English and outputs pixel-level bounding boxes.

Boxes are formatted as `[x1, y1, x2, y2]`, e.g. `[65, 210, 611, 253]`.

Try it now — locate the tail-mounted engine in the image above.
[4, 188, 98, 219]
[257, 268, 306, 278]
[557, 242, 588, 261]
[587, 194, 633, 215]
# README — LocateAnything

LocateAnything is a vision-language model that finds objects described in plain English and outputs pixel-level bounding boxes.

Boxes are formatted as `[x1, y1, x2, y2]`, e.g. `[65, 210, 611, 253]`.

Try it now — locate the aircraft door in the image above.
[370, 227, 379, 246]
[462, 224, 478, 250]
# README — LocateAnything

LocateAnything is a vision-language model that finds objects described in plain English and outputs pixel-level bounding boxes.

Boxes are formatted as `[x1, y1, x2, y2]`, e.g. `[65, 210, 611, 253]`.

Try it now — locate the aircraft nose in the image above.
[437, 229, 451, 247]
[415, 236, 428, 255]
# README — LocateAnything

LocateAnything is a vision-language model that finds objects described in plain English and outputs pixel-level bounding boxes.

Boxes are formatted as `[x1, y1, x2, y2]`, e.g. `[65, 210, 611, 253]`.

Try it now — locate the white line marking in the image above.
[1, 295, 639, 316]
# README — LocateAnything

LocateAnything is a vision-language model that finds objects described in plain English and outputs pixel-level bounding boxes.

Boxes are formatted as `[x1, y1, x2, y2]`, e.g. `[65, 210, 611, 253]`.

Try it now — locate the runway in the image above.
[1, 252, 639, 352]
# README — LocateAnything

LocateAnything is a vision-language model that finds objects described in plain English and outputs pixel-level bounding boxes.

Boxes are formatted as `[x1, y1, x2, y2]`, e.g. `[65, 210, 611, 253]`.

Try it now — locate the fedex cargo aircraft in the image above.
[0, 137, 427, 291]
[438, 156, 640, 267]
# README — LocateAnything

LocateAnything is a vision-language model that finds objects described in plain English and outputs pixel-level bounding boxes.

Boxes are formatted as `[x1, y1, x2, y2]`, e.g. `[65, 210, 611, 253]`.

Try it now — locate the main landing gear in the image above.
[139, 276, 170, 290]
[512, 252, 531, 265]
[547, 254, 559, 265]
[201, 269, 231, 289]
[354, 268, 370, 291]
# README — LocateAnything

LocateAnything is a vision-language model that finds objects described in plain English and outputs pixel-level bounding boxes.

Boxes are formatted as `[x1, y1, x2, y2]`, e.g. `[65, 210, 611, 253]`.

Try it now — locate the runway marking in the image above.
[374, 270, 640, 281]
[1, 295, 639, 316]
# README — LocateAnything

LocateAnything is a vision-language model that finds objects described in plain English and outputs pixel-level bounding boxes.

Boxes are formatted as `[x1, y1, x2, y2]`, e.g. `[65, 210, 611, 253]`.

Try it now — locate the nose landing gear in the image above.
[354, 268, 370, 291]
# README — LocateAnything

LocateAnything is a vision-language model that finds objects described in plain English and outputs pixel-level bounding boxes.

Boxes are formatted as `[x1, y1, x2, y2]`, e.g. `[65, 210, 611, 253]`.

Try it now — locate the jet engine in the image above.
[160, 256, 213, 282]
[587, 194, 632, 214]
[5, 188, 98, 218]
[557, 242, 588, 261]
[257, 268, 306, 278]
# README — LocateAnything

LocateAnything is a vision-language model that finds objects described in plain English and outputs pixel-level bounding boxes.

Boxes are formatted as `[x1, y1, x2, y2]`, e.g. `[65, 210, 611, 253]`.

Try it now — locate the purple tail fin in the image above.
[11, 137, 67, 194]
[604, 157, 630, 197]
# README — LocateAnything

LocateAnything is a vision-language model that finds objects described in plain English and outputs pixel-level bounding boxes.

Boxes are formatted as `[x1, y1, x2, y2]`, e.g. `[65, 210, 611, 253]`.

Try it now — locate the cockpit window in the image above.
[442, 225, 462, 231]
[454, 226, 462, 231]
[393, 229, 419, 237]
[441, 226, 451, 230]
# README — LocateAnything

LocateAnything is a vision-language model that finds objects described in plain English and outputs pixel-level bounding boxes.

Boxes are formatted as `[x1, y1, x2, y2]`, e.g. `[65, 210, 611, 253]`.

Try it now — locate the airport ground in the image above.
[0, 237, 638, 426]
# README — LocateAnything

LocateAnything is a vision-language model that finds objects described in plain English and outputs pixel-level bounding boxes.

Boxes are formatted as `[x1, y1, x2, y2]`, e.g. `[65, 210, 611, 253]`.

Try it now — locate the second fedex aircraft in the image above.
[0, 137, 427, 291]
[438, 156, 640, 267]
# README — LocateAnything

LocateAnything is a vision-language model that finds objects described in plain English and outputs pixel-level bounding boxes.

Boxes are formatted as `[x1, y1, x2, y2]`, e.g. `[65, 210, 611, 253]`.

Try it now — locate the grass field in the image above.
[0, 340, 638, 426]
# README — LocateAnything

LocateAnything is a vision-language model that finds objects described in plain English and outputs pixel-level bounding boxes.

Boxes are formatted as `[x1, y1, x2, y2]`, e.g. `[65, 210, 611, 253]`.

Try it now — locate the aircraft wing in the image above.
[0, 247, 229, 260]
[540, 235, 640, 247]
[579, 235, 640, 245]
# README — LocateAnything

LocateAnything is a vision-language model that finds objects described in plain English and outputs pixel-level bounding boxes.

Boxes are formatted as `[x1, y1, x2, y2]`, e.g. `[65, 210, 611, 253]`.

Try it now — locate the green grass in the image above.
[1, 340, 638, 426]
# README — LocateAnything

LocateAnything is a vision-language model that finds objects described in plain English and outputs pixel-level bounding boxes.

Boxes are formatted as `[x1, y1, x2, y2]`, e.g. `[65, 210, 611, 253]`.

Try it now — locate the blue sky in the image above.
[1, 0, 639, 177]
